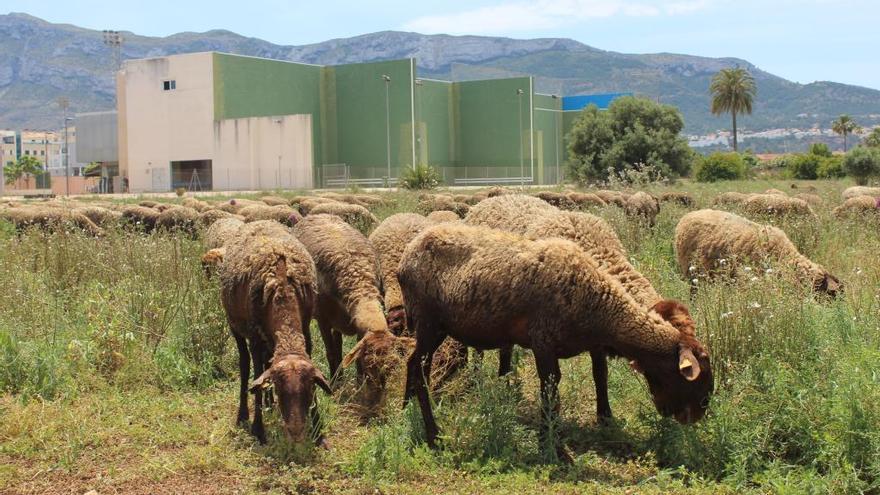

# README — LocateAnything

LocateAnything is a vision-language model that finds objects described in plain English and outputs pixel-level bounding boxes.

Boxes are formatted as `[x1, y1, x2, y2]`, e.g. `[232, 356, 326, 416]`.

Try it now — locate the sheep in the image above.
[595, 190, 629, 208]
[742, 194, 816, 218]
[624, 191, 661, 226]
[833, 195, 880, 217]
[485, 186, 513, 197]
[417, 195, 470, 218]
[674, 209, 842, 297]
[0, 207, 104, 237]
[793, 193, 823, 208]
[198, 208, 238, 226]
[155, 206, 200, 236]
[842, 186, 880, 201]
[764, 188, 787, 196]
[400, 223, 713, 453]
[659, 192, 694, 207]
[295, 197, 340, 215]
[216, 198, 261, 214]
[713, 191, 752, 207]
[535, 191, 575, 209]
[425, 210, 461, 223]
[469, 196, 696, 420]
[204, 220, 290, 271]
[259, 195, 290, 206]
[565, 191, 607, 208]
[308, 202, 377, 233]
[292, 214, 412, 414]
[239, 204, 302, 227]
[219, 222, 330, 444]
[182, 197, 212, 212]
[121, 205, 160, 232]
[205, 217, 246, 250]
[75, 205, 122, 227]
[138, 200, 159, 208]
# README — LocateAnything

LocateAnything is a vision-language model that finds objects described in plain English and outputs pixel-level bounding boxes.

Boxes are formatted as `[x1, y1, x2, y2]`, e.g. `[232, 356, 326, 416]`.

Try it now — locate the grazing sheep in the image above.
[713, 191, 752, 207]
[295, 197, 340, 215]
[204, 217, 246, 250]
[425, 210, 460, 223]
[485, 186, 513, 197]
[659, 192, 694, 207]
[675, 209, 842, 297]
[138, 200, 159, 208]
[565, 191, 607, 208]
[833, 196, 880, 217]
[216, 198, 260, 214]
[624, 191, 661, 226]
[1, 207, 104, 236]
[75, 205, 122, 226]
[595, 190, 629, 208]
[417, 194, 470, 218]
[400, 223, 713, 451]
[182, 197, 212, 212]
[121, 205, 160, 232]
[842, 186, 880, 201]
[793, 193, 823, 207]
[259, 195, 290, 206]
[742, 194, 816, 218]
[155, 206, 200, 236]
[464, 194, 558, 234]
[198, 208, 238, 226]
[219, 223, 330, 444]
[308, 202, 378, 233]
[764, 188, 787, 196]
[239, 204, 302, 227]
[535, 191, 575, 209]
[292, 214, 412, 414]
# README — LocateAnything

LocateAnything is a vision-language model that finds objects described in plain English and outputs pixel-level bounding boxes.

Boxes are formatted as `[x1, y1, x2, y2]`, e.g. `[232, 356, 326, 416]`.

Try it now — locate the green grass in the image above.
[2, 179, 880, 494]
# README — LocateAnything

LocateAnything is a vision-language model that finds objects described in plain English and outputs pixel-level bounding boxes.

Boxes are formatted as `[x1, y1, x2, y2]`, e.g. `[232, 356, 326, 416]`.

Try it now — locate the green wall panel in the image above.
[414, 79, 454, 168]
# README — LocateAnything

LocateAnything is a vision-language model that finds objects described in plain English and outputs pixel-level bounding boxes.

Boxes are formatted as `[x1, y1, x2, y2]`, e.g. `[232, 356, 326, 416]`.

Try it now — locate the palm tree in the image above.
[832, 115, 861, 152]
[710, 68, 756, 152]
[864, 127, 880, 148]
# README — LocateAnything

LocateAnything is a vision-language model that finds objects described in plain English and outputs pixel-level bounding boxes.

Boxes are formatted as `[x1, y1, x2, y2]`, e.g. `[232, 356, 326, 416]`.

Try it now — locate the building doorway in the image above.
[170, 159, 212, 191]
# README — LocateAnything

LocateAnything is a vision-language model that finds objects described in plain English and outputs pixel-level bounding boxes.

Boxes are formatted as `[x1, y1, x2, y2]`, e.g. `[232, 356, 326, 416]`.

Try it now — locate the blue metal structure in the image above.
[562, 93, 632, 111]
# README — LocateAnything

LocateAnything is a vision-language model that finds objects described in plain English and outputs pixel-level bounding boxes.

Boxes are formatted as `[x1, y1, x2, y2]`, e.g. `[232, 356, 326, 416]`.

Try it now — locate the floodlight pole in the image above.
[517, 89, 524, 188]
[64, 117, 73, 196]
[382, 74, 392, 185]
[414, 78, 423, 167]
[551, 94, 560, 184]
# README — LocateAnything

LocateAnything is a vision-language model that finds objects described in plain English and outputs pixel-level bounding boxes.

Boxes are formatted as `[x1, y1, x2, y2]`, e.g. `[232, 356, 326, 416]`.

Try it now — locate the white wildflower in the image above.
[743, 266, 752, 272]
[721, 311, 734, 319]
[691, 278, 698, 284]
[688, 265, 696, 273]
[750, 301, 761, 309]
[750, 276, 759, 282]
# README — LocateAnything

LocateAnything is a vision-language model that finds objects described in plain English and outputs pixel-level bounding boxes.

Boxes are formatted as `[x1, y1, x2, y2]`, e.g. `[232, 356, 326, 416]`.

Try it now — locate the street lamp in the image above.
[382, 74, 392, 185]
[414, 78, 423, 168]
[516, 89, 524, 188]
[551, 94, 560, 184]
[64, 117, 74, 196]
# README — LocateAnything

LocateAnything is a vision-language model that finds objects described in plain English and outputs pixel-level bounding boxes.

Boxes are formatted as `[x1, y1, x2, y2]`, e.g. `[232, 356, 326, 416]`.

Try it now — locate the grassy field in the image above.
[2, 179, 879, 494]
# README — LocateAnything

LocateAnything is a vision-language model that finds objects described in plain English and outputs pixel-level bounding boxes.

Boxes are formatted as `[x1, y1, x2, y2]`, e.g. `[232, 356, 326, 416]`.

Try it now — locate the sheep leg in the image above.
[317, 316, 342, 379]
[498, 345, 513, 376]
[234, 334, 250, 426]
[590, 350, 613, 423]
[404, 329, 445, 448]
[262, 346, 275, 407]
[534, 351, 569, 462]
[249, 341, 268, 444]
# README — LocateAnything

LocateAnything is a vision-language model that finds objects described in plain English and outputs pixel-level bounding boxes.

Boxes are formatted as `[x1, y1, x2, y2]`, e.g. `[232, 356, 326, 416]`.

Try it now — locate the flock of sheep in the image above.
[0, 182, 868, 458]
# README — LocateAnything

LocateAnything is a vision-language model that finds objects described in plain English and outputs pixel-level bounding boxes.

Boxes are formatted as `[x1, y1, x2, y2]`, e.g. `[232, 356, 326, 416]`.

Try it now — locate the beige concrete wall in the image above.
[119, 52, 215, 192]
[213, 115, 314, 190]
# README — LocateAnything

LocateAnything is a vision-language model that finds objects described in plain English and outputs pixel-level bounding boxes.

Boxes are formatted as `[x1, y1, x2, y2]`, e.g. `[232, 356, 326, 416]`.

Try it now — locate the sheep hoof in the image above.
[251, 423, 267, 444]
[316, 437, 331, 450]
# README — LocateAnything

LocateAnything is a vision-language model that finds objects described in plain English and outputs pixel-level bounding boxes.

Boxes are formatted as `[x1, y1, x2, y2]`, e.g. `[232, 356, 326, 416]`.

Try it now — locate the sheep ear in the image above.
[678, 348, 701, 381]
[249, 369, 273, 393]
[341, 338, 366, 368]
[313, 369, 332, 395]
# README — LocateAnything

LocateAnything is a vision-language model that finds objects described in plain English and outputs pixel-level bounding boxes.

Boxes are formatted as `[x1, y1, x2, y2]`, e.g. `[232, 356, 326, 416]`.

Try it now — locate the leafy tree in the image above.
[787, 153, 821, 180]
[710, 67, 756, 152]
[809, 142, 832, 157]
[3, 155, 44, 188]
[694, 152, 747, 182]
[842, 147, 880, 185]
[863, 127, 880, 148]
[817, 156, 845, 179]
[832, 115, 861, 152]
[566, 96, 693, 183]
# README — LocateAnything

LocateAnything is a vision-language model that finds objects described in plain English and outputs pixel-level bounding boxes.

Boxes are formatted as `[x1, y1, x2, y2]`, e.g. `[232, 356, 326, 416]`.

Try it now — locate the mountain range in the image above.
[2, 12, 879, 135]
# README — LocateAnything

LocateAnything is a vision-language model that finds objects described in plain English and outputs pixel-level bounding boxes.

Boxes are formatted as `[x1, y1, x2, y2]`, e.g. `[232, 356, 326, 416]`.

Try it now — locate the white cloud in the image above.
[402, 0, 712, 35]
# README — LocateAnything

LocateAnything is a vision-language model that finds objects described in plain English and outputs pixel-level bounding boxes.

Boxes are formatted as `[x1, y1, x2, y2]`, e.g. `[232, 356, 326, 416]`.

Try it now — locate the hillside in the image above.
[2, 12, 879, 134]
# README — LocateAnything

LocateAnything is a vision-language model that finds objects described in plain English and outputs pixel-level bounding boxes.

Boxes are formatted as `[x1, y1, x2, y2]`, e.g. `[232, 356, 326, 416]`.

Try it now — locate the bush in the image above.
[809, 142, 833, 158]
[400, 165, 441, 190]
[817, 156, 846, 179]
[787, 153, 821, 180]
[694, 152, 747, 182]
[843, 147, 880, 185]
[741, 151, 760, 170]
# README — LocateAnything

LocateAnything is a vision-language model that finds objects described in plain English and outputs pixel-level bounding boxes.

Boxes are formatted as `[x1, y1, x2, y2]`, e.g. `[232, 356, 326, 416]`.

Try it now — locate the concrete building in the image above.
[114, 51, 629, 192]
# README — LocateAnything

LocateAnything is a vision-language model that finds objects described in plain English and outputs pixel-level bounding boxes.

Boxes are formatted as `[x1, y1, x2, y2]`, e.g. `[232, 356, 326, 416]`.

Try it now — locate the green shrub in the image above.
[843, 147, 880, 185]
[787, 153, 821, 180]
[817, 155, 846, 178]
[400, 165, 441, 190]
[741, 152, 760, 170]
[694, 152, 747, 182]
[809, 142, 833, 157]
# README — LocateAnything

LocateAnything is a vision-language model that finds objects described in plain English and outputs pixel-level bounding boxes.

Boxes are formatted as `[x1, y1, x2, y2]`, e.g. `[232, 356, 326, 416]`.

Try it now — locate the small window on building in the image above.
[24, 150, 29, 155]
[41, 150, 45, 156]
[163, 80, 176, 91]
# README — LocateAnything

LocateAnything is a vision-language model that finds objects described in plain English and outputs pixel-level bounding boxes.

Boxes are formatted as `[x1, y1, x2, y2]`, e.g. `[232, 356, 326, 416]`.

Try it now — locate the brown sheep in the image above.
[182, 197, 212, 212]
[624, 191, 661, 226]
[198, 208, 238, 226]
[565, 191, 607, 208]
[292, 214, 412, 414]
[659, 192, 694, 207]
[417, 194, 470, 218]
[216, 198, 261, 214]
[842, 186, 880, 201]
[155, 206, 200, 236]
[308, 202, 378, 233]
[260, 195, 290, 206]
[239, 204, 302, 227]
[833, 195, 880, 217]
[295, 197, 339, 215]
[121, 205, 160, 232]
[464, 193, 558, 234]
[793, 193, 823, 208]
[764, 188, 787, 196]
[595, 190, 629, 208]
[675, 209, 841, 297]
[1, 207, 104, 237]
[75, 205, 122, 227]
[713, 191, 752, 207]
[534, 191, 575, 209]
[219, 223, 330, 444]
[742, 194, 816, 219]
[425, 210, 461, 223]
[400, 223, 713, 453]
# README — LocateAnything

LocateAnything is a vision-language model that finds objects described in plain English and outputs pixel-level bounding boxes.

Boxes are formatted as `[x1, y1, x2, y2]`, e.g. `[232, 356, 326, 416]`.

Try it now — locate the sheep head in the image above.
[250, 354, 331, 443]
[201, 248, 225, 277]
[813, 271, 843, 299]
[385, 305, 407, 336]
[342, 330, 415, 414]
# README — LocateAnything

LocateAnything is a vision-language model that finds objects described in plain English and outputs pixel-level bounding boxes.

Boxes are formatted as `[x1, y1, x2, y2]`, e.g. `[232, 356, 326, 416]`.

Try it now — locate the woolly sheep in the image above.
[417, 194, 470, 218]
[842, 186, 880, 201]
[198, 208, 238, 226]
[764, 188, 787, 196]
[400, 223, 713, 451]
[295, 197, 339, 214]
[833, 196, 880, 217]
[259, 195, 290, 206]
[1, 207, 104, 237]
[793, 193, 823, 207]
[535, 191, 575, 209]
[155, 206, 200, 236]
[292, 214, 412, 414]
[624, 191, 661, 226]
[659, 192, 694, 207]
[308, 202, 378, 233]
[75, 205, 122, 226]
[204, 217, 246, 250]
[742, 194, 816, 218]
[713, 191, 751, 207]
[121, 205, 160, 232]
[425, 210, 460, 223]
[595, 190, 629, 208]
[464, 193, 559, 234]
[674, 209, 842, 297]
[181, 197, 212, 212]
[216, 198, 260, 214]
[239, 204, 302, 227]
[219, 222, 330, 444]
[565, 191, 607, 208]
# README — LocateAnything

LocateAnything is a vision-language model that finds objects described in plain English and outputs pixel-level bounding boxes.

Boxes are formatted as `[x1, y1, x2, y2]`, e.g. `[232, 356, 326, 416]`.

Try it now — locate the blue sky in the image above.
[8, 0, 880, 89]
